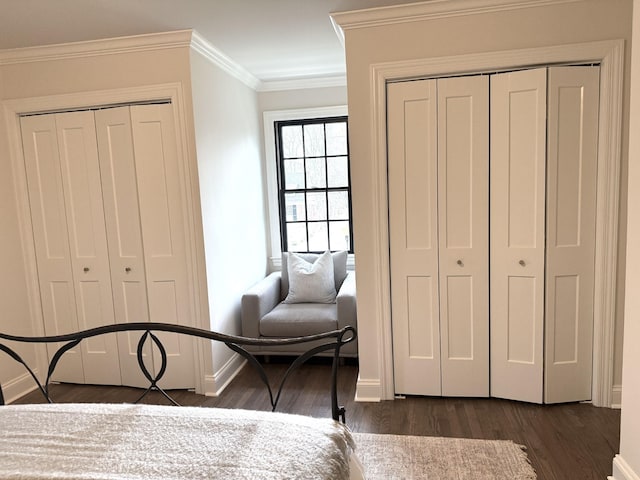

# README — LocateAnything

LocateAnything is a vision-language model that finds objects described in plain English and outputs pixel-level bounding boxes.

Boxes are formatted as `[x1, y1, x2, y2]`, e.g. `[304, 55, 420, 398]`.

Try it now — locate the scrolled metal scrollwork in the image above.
[0, 323, 357, 423]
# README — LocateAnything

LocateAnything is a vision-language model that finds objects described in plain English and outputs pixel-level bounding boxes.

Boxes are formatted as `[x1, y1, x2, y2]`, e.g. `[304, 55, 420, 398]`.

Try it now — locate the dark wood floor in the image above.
[15, 359, 619, 480]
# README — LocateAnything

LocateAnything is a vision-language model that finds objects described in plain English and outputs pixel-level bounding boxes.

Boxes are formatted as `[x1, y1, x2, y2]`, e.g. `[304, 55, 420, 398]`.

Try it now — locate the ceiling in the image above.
[0, 0, 425, 82]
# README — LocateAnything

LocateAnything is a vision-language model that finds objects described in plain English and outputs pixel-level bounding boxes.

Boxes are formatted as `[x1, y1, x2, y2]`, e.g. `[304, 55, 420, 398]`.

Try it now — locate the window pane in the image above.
[284, 193, 305, 221]
[307, 192, 327, 221]
[287, 223, 307, 252]
[284, 159, 305, 189]
[308, 222, 329, 251]
[329, 221, 350, 251]
[282, 125, 303, 158]
[328, 191, 349, 220]
[327, 156, 349, 188]
[326, 122, 347, 156]
[306, 158, 326, 188]
[303, 124, 325, 157]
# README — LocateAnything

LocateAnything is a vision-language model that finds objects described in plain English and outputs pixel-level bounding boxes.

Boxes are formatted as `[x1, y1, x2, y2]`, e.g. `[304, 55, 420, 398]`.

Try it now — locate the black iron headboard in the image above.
[0, 323, 356, 422]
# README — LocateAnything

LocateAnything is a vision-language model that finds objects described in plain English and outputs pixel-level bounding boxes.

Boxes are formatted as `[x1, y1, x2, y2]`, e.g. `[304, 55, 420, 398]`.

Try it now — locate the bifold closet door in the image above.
[437, 75, 489, 397]
[389, 76, 489, 396]
[129, 104, 195, 389]
[21, 112, 121, 385]
[490, 68, 547, 404]
[544, 66, 599, 404]
[95, 106, 153, 388]
[388, 79, 441, 396]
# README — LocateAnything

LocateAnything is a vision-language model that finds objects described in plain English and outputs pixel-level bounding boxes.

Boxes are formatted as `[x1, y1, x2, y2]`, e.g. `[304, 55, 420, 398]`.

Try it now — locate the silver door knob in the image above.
[519, 260, 526, 266]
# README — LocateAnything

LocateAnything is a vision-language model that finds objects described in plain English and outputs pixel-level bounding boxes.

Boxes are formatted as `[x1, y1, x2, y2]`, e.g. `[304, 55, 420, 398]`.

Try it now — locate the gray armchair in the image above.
[241, 252, 357, 357]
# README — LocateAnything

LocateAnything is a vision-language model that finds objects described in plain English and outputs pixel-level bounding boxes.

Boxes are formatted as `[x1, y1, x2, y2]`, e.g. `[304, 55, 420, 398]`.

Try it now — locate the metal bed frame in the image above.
[0, 323, 356, 422]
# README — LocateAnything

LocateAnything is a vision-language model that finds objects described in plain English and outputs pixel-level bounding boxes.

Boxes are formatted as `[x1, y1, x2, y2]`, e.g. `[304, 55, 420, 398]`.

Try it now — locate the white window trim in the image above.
[263, 105, 354, 271]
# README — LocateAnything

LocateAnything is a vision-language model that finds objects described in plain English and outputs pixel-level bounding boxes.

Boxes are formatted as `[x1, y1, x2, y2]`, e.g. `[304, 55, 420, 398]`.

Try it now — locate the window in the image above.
[275, 116, 353, 253]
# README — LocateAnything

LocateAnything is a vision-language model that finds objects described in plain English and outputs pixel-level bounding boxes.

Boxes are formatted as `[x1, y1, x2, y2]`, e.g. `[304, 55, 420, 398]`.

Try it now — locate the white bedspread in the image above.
[0, 403, 355, 480]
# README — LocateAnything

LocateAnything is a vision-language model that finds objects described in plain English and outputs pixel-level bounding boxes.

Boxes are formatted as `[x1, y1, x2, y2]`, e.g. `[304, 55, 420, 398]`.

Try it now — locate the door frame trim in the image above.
[2, 82, 208, 395]
[366, 39, 624, 406]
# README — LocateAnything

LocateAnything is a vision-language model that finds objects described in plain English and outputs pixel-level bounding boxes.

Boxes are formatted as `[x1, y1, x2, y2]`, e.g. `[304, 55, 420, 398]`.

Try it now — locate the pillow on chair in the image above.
[283, 251, 337, 304]
[281, 250, 348, 300]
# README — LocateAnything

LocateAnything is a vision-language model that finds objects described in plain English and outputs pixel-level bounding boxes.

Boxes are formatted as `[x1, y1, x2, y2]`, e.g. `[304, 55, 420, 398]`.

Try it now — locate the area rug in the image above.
[351, 432, 536, 480]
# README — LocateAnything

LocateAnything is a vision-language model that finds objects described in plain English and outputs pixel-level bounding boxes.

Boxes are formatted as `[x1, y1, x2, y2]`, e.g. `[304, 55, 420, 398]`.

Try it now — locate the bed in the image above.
[0, 323, 364, 480]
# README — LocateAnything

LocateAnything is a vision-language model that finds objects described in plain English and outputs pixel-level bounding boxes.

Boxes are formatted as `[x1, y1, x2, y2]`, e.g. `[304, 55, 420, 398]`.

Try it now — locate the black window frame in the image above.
[275, 115, 354, 254]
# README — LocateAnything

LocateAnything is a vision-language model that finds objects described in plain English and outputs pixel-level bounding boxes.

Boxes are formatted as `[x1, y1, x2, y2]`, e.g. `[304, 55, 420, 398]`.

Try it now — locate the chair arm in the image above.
[336, 271, 357, 331]
[241, 272, 282, 338]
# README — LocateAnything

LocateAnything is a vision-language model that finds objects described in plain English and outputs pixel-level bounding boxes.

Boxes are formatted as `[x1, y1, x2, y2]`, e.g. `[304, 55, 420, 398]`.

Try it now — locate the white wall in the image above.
[338, 0, 632, 401]
[613, 1, 640, 477]
[0, 63, 38, 403]
[258, 85, 347, 113]
[190, 49, 268, 392]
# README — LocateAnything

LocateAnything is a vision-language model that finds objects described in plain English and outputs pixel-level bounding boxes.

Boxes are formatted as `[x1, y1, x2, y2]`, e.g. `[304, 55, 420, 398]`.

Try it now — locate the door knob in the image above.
[83, 267, 90, 272]
[125, 267, 132, 273]
[456, 259, 463, 266]
[519, 260, 526, 266]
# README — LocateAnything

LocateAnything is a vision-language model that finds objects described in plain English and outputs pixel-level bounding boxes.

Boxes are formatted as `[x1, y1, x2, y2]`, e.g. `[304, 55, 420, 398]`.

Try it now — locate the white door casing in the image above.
[388, 79, 442, 396]
[544, 66, 599, 404]
[490, 68, 547, 404]
[366, 40, 622, 405]
[437, 75, 490, 397]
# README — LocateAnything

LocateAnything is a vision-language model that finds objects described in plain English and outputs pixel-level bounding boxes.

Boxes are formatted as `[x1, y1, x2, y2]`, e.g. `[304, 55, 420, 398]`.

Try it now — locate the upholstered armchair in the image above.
[241, 251, 357, 357]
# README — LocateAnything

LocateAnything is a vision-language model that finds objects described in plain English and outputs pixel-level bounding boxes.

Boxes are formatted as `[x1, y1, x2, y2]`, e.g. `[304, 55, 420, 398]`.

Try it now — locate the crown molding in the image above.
[331, 0, 586, 37]
[0, 28, 344, 93]
[258, 75, 346, 92]
[0, 30, 194, 66]
[189, 30, 261, 90]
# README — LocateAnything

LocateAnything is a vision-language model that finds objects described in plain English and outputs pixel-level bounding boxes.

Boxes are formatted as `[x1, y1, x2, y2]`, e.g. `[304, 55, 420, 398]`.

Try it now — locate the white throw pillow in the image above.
[283, 251, 337, 304]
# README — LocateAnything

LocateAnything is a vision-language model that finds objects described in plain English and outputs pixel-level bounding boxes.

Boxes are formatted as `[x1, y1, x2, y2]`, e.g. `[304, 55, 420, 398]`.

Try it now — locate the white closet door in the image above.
[130, 104, 195, 389]
[544, 66, 599, 403]
[21, 115, 85, 383]
[95, 107, 153, 388]
[490, 68, 547, 404]
[21, 112, 120, 384]
[54, 111, 121, 385]
[388, 80, 441, 396]
[437, 75, 489, 397]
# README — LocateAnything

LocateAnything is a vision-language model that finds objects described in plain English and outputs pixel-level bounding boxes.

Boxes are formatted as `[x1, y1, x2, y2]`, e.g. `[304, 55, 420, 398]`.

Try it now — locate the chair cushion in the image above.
[281, 251, 347, 300]
[283, 251, 336, 304]
[260, 303, 338, 337]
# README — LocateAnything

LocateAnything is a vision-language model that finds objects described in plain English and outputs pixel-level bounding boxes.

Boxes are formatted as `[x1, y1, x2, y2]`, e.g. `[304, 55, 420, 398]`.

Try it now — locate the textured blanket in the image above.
[0, 403, 354, 480]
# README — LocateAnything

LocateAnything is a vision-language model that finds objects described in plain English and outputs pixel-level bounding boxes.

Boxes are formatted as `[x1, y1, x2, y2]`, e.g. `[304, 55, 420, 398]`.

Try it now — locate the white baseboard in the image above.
[2, 370, 40, 404]
[204, 353, 246, 397]
[355, 376, 382, 402]
[610, 455, 640, 480]
[611, 384, 622, 409]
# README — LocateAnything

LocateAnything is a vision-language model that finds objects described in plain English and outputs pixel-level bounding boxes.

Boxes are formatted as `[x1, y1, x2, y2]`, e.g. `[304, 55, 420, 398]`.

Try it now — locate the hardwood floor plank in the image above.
[12, 360, 619, 480]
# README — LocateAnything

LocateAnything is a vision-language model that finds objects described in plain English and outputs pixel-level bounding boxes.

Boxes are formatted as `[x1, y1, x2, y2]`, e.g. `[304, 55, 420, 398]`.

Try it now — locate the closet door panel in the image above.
[388, 80, 442, 396]
[95, 107, 152, 388]
[55, 111, 121, 385]
[490, 68, 546, 404]
[130, 104, 195, 389]
[20, 115, 84, 383]
[437, 75, 489, 397]
[545, 66, 599, 403]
